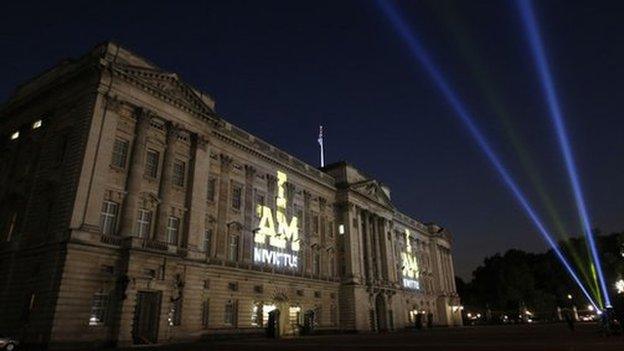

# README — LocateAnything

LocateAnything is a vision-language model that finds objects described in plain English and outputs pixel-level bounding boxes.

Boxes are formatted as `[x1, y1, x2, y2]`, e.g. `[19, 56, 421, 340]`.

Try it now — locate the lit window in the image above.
[289, 306, 302, 326]
[111, 138, 129, 169]
[136, 209, 152, 238]
[251, 302, 263, 327]
[168, 299, 182, 326]
[254, 192, 265, 218]
[166, 216, 180, 245]
[89, 292, 109, 326]
[10, 131, 19, 140]
[32, 120, 42, 129]
[172, 159, 186, 187]
[100, 201, 119, 236]
[144, 149, 160, 178]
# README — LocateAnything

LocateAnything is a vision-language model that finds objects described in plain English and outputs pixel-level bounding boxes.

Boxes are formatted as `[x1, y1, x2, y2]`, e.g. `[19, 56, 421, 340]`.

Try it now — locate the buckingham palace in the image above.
[0, 42, 462, 348]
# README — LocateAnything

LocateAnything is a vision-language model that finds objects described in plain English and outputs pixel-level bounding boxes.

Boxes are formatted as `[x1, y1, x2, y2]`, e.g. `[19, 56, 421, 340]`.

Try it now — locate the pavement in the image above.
[122, 323, 624, 351]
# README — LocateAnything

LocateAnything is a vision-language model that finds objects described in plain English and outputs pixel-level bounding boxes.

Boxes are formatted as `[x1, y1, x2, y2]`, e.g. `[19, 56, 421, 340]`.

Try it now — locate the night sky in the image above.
[2, 1, 623, 280]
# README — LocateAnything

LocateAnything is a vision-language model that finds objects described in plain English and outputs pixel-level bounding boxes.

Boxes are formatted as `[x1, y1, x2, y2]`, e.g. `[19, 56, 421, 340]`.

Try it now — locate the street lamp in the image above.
[567, 294, 573, 300]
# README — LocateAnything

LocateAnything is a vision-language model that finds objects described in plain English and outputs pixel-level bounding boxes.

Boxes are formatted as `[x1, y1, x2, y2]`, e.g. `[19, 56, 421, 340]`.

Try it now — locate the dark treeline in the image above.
[456, 231, 624, 319]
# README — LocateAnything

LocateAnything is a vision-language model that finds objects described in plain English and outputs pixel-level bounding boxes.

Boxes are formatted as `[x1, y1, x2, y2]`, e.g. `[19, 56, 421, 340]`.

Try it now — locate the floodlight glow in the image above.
[517, 0, 611, 307]
[32, 120, 42, 129]
[375, 0, 599, 310]
[616, 279, 624, 294]
[10, 131, 19, 140]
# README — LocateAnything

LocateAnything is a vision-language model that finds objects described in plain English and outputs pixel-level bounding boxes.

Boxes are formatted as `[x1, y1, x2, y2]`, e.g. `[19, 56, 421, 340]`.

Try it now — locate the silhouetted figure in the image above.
[427, 312, 433, 328]
[600, 307, 622, 337]
[415, 313, 423, 330]
[267, 309, 280, 338]
[563, 308, 575, 332]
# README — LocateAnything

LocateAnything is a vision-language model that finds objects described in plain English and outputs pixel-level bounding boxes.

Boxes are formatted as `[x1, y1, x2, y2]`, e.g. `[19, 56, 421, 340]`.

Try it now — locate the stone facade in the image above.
[0, 42, 461, 348]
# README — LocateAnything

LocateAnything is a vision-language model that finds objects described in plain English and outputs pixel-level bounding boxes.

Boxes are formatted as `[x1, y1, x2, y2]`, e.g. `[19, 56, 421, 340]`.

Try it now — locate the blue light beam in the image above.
[516, 0, 611, 307]
[375, 0, 600, 310]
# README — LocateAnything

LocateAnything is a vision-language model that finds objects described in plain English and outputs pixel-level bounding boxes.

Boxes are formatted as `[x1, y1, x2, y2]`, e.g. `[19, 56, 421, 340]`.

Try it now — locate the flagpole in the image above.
[318, 125, 325, 167]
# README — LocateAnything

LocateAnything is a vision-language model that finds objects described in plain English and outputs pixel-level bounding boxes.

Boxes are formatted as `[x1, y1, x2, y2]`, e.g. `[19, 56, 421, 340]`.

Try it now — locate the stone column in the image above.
[379, 218, 389, 282]
[184, 134, 209, 255]
[355, 207, 366, 280]
[215, 154, 233, 259]
[80, 95, 127, 232]
[363, 210, 374, 283]
[119, 108, 151, 236]
[387, 224, 399, 284]
[372, 215, 383, 282]
[155, 124, 178, 243]
[242, 165, 256, 263]
[303, 191, 312, 274]
[449, 251, 458, 293]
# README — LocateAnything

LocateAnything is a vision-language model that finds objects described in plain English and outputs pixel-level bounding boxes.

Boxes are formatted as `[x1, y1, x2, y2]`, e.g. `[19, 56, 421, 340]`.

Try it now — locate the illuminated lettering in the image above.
[402, 229, 420, 289]
[253, 170, 300, 268]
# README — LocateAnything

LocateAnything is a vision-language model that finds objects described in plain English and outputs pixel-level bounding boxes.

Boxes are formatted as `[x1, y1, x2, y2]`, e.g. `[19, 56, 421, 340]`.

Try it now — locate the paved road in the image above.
[125, 323, 624, 351]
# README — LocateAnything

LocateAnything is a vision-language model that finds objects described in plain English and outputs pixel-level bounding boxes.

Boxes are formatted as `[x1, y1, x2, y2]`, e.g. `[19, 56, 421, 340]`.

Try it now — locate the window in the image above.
[204, 228, 212, 253]
[254, 191, 265, 218]
[314, 306, 322, 326]
[100, 201, 119, 236]
[145, 149, 160, 178]
[329, 221, 334, 237]
[168, 299, 182, 326]
[136, 209, 152, 238]
[313, 250, 321, 276]
[166, 216, 180, 245]
[88, 292, 109, 326]
[172, 159, 186, 187]
[228, 235, 239, 261]
[206, 177, 216, 202]
[328, 253, 335, 277]
[111, 138, 129, 169]
[224, 300, 238, 326]
[251, 303, 263, 327]
[312, 214, 319, 235]
[330, 305, 337, 326]
[202, 298, 210, 327]
[296, 208, 303, 223]
[231, 184, 242, 210]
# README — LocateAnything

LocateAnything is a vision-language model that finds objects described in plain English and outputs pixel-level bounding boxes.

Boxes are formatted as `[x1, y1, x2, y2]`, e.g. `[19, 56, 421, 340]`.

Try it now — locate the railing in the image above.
[100, 234, 123, 247]
[141, 238, 169, 251]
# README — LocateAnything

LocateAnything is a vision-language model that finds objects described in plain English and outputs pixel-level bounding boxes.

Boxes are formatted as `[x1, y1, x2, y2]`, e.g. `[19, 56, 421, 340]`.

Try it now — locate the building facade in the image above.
[0, 43, 461, 348]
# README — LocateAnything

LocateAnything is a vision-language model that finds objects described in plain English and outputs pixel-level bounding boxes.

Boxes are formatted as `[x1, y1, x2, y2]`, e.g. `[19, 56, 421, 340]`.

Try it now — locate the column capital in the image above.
[219, 153, 233, 171]
[244, 164, 257, 177]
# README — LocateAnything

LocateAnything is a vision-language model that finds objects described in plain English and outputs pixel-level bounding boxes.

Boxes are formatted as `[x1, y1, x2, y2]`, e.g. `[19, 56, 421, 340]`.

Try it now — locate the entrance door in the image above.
[132, 291, 161, 344]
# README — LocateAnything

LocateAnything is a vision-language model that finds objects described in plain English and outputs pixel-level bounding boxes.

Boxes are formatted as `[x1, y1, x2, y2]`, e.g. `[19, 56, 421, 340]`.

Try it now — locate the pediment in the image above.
[350, 180, 394, 209]
[113, 63, 216, 116]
